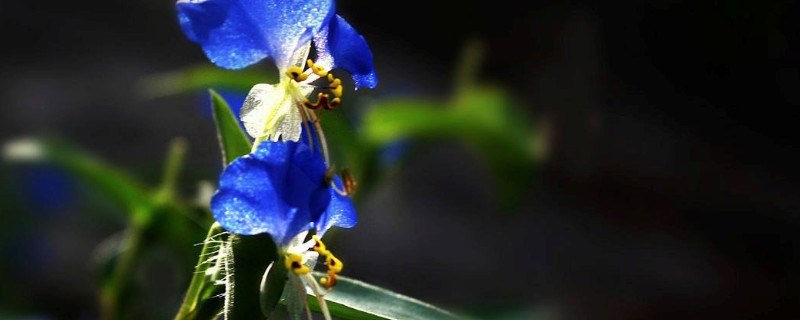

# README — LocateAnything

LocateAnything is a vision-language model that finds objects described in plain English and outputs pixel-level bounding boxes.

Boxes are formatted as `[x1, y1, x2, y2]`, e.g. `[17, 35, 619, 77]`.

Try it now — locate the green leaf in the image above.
[361, 87, 537, 205]
[304, 273, 459, 320]
[3, 138, 153, 222]
[137, 65, 272, 98]
[210, 89, 253, 165]
[224, 234, 278, 320]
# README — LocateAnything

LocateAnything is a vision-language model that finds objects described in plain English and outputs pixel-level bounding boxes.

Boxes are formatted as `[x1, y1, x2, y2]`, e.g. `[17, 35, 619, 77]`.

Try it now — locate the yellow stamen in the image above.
[307, 59, 328, 77]
[320, 271, 338, 290]
[301, 59, 344, 111]
[325, 254, 343, 273]
[285, 66, 308, 82]
[309, 236, 344, 289]
[327, 97, 341, 110]
[341, 168, 357, 196]
[329, 78, 342, 89]
[285, 253, 310, 275]
[312, 235, 329, 255]
[303, 93, 330, 110]
[330, 85, 343, 98]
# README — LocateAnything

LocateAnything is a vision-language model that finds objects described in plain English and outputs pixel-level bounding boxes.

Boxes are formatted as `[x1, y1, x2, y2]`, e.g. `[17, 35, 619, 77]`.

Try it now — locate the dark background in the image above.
[1, 0, 800, 319]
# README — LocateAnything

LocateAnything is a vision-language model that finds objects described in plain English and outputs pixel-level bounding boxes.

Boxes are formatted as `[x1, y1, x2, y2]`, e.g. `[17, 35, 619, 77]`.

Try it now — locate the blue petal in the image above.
[299, 121, 321, 155]
[315, 176, 357, 237]
[177, 0, 335, 69]
[315, 15, 378, 89]
[210, 141, 330, 245]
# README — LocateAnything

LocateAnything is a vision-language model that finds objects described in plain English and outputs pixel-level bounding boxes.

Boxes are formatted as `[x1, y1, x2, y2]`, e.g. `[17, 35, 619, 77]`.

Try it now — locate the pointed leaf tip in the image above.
[210, 89, 252, 166]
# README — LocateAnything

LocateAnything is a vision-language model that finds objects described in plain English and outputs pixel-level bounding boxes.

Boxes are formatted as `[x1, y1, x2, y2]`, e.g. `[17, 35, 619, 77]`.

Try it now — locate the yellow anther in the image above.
[303, 93, 330, 110]
[330, 84, 343, 98]
[286, 66, 308, 82]
[341, 168, 356, 196]
[284, 253, 310, 275]
[327, 97, 341, 110]
[312, 65, 328, 77]
[307, 59, 328, 77]
[312, 235, 329, 255]
[320, 271, 338, 290]
[329, 78, 342, 89]
[325, 254, 343, 273]
[306, 235, 344, 289]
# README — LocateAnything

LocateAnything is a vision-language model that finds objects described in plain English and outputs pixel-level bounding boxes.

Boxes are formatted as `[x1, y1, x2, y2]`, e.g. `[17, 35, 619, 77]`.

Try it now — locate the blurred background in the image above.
[2, 0, 800, 319]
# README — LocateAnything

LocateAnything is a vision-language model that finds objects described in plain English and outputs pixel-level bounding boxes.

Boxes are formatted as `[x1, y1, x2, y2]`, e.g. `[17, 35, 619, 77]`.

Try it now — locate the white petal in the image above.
[240, 83, 310, 142]
[282, 275, 310, 320]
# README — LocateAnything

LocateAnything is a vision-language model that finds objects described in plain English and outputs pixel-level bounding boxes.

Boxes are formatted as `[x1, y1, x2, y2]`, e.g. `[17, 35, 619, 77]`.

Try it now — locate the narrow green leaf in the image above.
[209, 90, 252, 165]
[137, 65, 272, 98]
[305, 273, 459, 320]
[361, 87, 537, 204]
[3, 138, 152, 220]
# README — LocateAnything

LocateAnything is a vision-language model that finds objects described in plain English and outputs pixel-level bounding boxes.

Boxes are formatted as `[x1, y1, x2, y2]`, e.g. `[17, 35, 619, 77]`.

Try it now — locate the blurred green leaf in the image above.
[138, 65, 272, 98]
[210, 90, 253, 165]
[303, 273, 459, 320]
[3, 138, 153, 222]
[362, 87, 537, 204]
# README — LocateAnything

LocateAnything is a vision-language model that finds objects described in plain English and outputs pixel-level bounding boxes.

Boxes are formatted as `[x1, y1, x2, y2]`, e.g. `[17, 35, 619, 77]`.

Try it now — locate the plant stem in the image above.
[175, 223, 226, 320]
[101, 219, 147, 320]
[157, 138, 188, 201]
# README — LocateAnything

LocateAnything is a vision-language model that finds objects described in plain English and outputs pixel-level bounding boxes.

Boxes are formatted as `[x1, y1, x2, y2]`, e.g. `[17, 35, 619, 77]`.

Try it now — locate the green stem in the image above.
[175, 223, 226, 320]
[101, 219, 147, 320]
[102, 139, 191, 319]
[157, 138, 188, 202]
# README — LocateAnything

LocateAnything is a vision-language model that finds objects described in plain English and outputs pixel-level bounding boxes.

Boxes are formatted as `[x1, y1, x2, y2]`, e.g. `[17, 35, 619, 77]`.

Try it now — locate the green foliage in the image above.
[363, 86, 537, 203]
[138, 65, 273, 98]
[175, 223, 226, 320]
[3, 138, 209, 319]
[176, 91, 259, 320]
[225, 234, 279, 320]
[6, 41, 537, 319]
[3, 138, 153, 222]
[302, 273, 460, 320]
[210, 89, 253, 165]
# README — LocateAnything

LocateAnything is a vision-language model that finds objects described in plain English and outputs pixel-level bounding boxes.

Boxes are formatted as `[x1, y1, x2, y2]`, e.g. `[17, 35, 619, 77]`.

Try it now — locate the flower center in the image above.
[284, 235, 344, 290]
[285, 59, 344, 110]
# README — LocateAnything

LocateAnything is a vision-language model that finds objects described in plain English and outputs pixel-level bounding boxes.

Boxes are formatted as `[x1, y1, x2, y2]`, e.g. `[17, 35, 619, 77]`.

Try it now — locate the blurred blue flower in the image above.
[210, 130, 356, 246]
[22, 166, 74, 214]
[176, 0, 377, 89]
[378, 139, 411, 169]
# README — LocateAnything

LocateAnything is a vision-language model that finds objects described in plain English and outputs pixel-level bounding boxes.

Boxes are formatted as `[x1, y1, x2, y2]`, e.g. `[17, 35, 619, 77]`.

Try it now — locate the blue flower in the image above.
[176, 0, 377, 89]
[211, 125, 357, 318]
[210, 138, 356, 246]
[177, 0, 378, 143]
